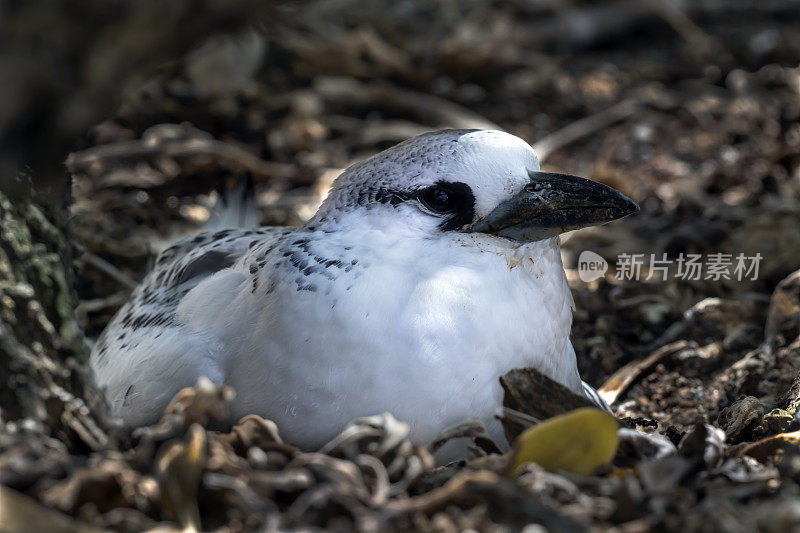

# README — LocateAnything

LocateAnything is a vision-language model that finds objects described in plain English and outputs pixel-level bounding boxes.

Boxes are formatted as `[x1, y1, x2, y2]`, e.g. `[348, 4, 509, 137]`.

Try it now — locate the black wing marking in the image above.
[91, 226, 293, 369]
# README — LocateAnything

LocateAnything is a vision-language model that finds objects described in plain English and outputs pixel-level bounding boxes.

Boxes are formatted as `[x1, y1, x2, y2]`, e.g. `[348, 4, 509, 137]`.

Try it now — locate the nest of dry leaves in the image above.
[3, 0, 800, 531]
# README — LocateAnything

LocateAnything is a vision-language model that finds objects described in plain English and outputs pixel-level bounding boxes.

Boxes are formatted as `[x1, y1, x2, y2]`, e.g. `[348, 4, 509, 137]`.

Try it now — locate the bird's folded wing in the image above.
[90, 226, 293, 424]
[90, 229, 288, 372]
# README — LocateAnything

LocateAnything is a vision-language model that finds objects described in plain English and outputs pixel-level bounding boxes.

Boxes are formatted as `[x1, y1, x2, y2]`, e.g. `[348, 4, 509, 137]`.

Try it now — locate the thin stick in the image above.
[75, 292, 130, 315]
[533, 99, 640, 162]
[495, 407, 542, 428]
[66, 137, 296, 181]
[648, 0, 722, 55]
[74, 243, 138, 290]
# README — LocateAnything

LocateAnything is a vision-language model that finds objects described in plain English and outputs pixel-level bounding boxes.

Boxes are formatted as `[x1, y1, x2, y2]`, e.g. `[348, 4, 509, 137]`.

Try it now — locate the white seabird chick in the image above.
[90, 129, 638, 451]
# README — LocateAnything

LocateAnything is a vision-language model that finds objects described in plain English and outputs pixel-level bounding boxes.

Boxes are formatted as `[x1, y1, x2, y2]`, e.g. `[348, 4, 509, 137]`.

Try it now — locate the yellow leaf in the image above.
[508, 407, 618, 476]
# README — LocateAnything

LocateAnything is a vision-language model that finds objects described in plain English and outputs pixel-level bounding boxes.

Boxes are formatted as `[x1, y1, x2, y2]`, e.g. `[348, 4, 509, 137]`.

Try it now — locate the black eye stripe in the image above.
[371, 181, 476, 232]
[427, 181, 476, 232]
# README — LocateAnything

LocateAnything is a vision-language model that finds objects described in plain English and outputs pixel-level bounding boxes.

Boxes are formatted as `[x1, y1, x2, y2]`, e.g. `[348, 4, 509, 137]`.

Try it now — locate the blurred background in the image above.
[3, 0, 800, 427]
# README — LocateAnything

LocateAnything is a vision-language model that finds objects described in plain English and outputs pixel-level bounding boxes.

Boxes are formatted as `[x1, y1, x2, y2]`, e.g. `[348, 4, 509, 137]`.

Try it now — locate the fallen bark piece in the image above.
[500, 367, 597, 442]
[740, 430, 800, 464]
[717, 396, 765, 443]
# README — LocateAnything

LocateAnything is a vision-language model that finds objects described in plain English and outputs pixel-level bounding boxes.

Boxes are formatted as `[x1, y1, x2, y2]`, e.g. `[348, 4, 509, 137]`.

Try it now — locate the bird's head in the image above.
[311, 129, 638, 242]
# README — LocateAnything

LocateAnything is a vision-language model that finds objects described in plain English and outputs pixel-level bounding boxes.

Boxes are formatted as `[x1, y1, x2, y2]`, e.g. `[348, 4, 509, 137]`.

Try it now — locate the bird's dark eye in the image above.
[420, 186, 459, 213]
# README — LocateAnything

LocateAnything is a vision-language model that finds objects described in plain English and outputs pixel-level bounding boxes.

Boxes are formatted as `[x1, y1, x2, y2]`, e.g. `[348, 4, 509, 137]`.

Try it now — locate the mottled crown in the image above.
[310, 129, 539, 227]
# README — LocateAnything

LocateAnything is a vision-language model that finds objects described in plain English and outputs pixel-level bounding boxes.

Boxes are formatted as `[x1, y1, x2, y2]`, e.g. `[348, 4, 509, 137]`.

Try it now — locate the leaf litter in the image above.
[4, 0, 800, 531]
